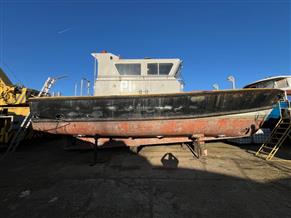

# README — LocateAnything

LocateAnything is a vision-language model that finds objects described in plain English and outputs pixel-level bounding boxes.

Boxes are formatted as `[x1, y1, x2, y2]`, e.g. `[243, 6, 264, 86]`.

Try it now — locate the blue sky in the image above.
[0, 0, 290, 95]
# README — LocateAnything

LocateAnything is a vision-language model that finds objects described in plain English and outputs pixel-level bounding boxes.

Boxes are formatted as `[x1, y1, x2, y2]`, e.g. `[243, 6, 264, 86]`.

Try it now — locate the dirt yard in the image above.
[1, 139, 291, 218]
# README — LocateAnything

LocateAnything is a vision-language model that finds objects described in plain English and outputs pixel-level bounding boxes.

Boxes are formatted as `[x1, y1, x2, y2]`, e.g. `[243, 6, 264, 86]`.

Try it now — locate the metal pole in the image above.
[227, 75, 236, 89]
[80, 79, 83, 96]
[212, 83, 219, 90]
[74, 83, 77, 96]
[93, 58, 97, 91]
[87, 80, 90, 96]
[232, 78, 236, 89]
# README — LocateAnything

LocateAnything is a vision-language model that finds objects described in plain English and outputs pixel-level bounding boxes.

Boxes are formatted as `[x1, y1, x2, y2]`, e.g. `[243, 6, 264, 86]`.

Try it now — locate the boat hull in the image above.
[32, 110, 270, 138]
[29, 89, 284, 138]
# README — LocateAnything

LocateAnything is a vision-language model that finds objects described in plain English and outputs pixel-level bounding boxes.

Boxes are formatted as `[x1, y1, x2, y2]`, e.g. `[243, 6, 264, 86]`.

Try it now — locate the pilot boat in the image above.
[29, 52, 285, 147]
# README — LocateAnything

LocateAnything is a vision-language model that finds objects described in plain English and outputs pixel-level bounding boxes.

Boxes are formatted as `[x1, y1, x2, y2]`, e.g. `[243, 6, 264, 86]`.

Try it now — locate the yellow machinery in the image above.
[0, 68, 38, 146]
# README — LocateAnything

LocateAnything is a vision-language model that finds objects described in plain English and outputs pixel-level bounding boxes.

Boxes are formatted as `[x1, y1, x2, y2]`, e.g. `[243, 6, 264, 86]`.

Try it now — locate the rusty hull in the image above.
[32, 110, 268, 138]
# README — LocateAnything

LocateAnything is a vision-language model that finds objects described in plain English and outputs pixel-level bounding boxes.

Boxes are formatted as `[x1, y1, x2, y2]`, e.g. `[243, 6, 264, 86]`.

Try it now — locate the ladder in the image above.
[4, 77, 57, 154]
[256, 115, 291, 160]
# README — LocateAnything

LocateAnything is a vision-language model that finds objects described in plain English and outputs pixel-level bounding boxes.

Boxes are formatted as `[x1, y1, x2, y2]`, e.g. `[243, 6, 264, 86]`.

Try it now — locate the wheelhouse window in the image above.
[148, 63, 158, 75]
[147, 63, 173, 75]
[275, 79, 289, 89]
[159, 63, 173, 75]
[252, 81, 275, 88]
[115, 64, 141, 75]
